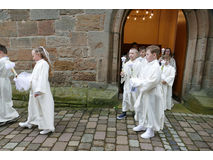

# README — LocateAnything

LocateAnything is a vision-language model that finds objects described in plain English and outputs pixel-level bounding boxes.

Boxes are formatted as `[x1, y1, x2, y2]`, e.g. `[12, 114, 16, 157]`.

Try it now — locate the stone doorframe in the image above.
[108, 9, 210, 98]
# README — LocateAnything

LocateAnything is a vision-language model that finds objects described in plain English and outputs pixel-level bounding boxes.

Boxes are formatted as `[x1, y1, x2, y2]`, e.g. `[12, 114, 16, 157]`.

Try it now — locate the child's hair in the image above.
[146, 45, 160, 57]
[0, 44, 7, 54]
[129, 48, 139, 55]
[33, 47, 53, 77]
[139, 45, 146, 51]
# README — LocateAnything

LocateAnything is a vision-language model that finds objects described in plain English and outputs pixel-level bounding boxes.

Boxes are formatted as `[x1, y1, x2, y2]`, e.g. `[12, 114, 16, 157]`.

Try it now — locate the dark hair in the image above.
[163, 48, 172, 57]
[146, 45, 160, 56]
[0, 44, 7, 54]
[139, 45, 146, 51]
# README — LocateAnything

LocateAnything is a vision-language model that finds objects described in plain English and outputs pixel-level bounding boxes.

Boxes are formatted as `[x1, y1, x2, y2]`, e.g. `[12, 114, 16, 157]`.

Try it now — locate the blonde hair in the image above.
[146, 45, 160, 56]
[129, 48, 139, 57]
[33, 47, 53, 77]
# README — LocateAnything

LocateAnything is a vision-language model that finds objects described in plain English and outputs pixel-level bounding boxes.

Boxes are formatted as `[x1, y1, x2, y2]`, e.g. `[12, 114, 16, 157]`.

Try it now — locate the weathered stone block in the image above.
[60, 9, 84, 15]
[76, 14, 105, 31]
[87, 85, 118, 107]
[38, 20, 55, 36]
[0, 10, 10, 22]
[55, 17, 75, 32]
[53, 60, 74, 71]
[10, 38, 31, 48]
[16, 49, 33, 61]
[30, 9, 59, 20]
[17, 21, 38, 37]
[195, 38, 208, 61]
[71, 72, 96, 81]
[46, 36, 70, 47]
[196, 10, 209, 38]
[0, 38, 9, 47]
[185, 10, 197, 40]
[73, 58, 96, 71]
[46, 48, 58, 61]
[15, 61, 33, 70]
[50, 71, 72, 86]
[84, 9, 106, 14]
[31, 37, 46, 48]
[88, 32, 108, 57]
[58, 47, 89, 58]
[206, 38, 213, 61]
[70, 32, 87, 46]
[9, 9, 29, 21]
[54, 87, 87, 106]
[0, 21, 17, 37]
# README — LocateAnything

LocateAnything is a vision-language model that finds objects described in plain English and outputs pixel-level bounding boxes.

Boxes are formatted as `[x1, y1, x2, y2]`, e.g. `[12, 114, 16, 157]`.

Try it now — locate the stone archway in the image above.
[109, 9, 210, 98]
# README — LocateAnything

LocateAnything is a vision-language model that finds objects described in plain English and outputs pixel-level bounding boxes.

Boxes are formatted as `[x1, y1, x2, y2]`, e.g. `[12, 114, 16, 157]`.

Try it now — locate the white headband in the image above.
[39, 46, 52, 67]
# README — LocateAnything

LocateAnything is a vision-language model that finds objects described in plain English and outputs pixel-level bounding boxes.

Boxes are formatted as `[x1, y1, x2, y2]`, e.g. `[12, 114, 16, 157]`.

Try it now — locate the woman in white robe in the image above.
[0, 57, 19, 124]
[0, 45, 19, 125]
[19, 47, 54, 134]
[130, 45, 164, 139]
[117, 48, 143, 120]
[161, 59, 176, 110]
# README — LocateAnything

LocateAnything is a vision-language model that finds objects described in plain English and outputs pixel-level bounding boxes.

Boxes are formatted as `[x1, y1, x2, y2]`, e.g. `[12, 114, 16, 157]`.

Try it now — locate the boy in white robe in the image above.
[117, 48, 143, 119]
[161, 59, 176, 110]
[0, 44, 19, 126]
[130, 45, 164, 139]
[19, 47, 55, 135]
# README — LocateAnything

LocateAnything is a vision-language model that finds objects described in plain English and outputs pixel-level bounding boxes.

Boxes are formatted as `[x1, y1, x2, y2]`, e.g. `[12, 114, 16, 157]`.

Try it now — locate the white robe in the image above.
[161, 64, 175, 110]
[0, 57, 19, 122]
[26, 59, 55, 131]
[121, 59, 143, 112]
[131, 59, 164, 131]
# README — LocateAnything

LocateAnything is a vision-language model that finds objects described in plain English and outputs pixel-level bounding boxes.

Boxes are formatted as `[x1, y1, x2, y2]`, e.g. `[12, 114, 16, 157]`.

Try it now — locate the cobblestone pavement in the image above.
[0, 107, 213, 151]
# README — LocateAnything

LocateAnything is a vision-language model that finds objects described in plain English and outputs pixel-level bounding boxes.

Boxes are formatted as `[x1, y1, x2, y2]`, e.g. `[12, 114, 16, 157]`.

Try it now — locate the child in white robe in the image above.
[19, 47, 55, 135]
[117, 48, 143, 119]
[130, 45, 164, 139]
[0, 44, 19, 126]
[161, 59, 176, 110]
[137, 46, 146, 64]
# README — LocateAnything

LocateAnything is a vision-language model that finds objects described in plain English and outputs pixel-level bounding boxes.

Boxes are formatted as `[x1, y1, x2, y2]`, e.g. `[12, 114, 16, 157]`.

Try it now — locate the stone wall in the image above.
[0, 9, 113, 87]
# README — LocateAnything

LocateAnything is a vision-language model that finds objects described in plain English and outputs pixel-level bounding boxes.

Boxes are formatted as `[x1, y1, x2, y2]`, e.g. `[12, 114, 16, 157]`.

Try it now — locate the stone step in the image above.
[183, 90, 213, 115]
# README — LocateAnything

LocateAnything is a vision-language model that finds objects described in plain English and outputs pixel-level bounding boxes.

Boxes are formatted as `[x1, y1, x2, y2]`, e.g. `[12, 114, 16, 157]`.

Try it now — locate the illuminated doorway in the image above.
[120, 9, 187, 101]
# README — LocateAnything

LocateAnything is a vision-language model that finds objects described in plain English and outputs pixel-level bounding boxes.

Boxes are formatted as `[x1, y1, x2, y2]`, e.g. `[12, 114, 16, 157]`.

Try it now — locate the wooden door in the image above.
[173, 10, 187, 100]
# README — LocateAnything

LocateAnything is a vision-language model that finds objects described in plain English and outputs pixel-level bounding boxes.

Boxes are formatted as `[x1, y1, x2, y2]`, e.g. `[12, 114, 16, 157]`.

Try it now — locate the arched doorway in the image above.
[118, 9, 187, 101]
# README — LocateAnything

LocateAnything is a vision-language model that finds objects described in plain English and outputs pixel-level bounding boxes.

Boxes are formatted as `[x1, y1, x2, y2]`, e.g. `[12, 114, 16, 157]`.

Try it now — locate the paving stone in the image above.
[86, 122, 97, 128]
[181, 137, 194, 145]
[129, 140, 139, 147]
[107, 128, 116, 132]
[154, 147, 165, 151]
[81, 134, 93, 143]
[194, 141, 210, 148]
[3, 142, 18, 149]
[93, 140, 104, 147]
[17, 141, 30, 147]
[184, 128, 196, 132]
[164, 144, 172, 150]
[42, 138, 57, 147]
[188, 133, 203, 141]
[78, 143, 91, 150]
[105, 143, 115, 151]
[96, 125, 107, 131]
[91, 147, 104, 151]
[117, 136, 128, 145]
[5, 134, 15, 139]
[186, 144, 199, 151]
[0, 138, 10, 146]
[116, 145, 129, 151]
[66, 146, 77, 151]
[105, 138, 116, 143]
[24, 136, 35, 142]
[94, 132, 106, 140]
[59, 133, 72, 142]
[71, 136, 81, 141]
[152, 141, 163, 147]
[68, 141, 80, 147]
[117, 131, 127, 135]
[10, 134, 27, 142]
[140, 143, 153, 150]
[32, 135, 48, 143]
[26, 143, 40, 151]
[52, 142, 68, 151]
[14, 147, 25, 151]
[0, 128, 14, 135]
[38, 147, 51, 151]
[180, 146, 188, 151]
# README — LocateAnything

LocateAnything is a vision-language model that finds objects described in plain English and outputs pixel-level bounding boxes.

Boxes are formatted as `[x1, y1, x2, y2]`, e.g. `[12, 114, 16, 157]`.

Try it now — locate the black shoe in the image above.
[117, 112, 126, 120]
